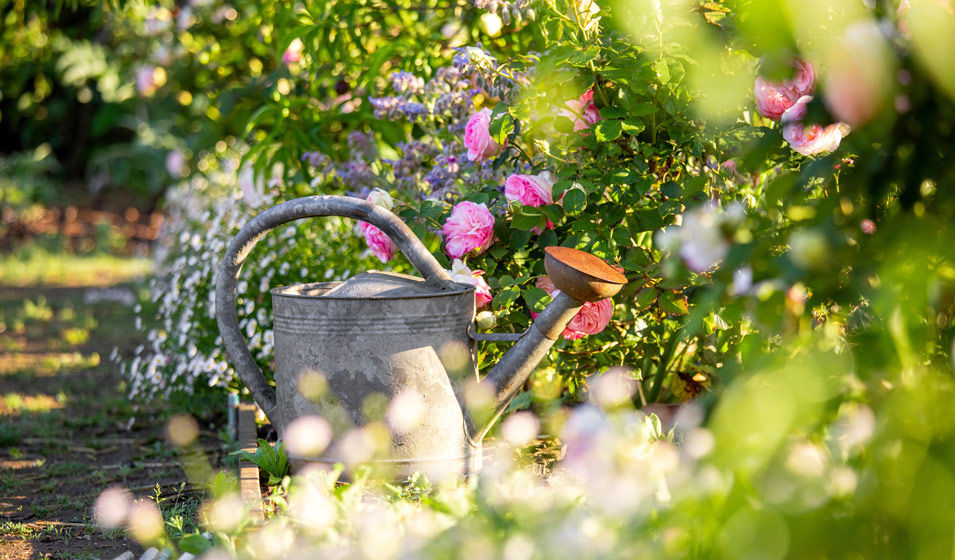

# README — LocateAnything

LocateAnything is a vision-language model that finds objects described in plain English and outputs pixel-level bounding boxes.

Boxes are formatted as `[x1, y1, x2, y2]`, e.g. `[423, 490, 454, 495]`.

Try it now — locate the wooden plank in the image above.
[237, 403, 264, 524]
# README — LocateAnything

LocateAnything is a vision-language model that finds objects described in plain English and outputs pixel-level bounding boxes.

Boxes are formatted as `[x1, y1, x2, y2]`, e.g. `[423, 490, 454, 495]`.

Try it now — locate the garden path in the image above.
[0, 257, 212, 559]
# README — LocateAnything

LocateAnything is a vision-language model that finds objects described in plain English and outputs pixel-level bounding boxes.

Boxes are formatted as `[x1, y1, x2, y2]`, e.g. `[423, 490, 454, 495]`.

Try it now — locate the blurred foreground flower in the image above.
[656, 203, 744, 273]
[283, 38, 304, 65]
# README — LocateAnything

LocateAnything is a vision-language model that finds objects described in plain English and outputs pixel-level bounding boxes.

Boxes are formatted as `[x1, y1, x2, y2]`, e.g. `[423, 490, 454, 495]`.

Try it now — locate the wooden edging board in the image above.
[236, 403, 264, 523]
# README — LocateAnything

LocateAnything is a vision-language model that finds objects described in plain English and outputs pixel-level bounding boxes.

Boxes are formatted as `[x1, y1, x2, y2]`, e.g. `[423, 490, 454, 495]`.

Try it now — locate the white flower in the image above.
[239, 166, 267, 208]
[366, 188, 394, 210]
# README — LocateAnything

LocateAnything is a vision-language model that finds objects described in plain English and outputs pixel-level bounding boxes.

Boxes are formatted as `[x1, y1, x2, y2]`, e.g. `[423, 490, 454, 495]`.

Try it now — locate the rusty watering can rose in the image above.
[216, 195, 626, 479]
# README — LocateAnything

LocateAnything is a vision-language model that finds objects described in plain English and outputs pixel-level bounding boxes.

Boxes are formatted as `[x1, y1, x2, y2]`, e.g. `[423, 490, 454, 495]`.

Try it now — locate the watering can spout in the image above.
[468, 247, 627, 443]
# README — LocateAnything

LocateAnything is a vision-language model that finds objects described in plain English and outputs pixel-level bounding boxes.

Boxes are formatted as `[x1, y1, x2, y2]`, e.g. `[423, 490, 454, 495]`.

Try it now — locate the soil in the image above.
[0, 269, 223, 559]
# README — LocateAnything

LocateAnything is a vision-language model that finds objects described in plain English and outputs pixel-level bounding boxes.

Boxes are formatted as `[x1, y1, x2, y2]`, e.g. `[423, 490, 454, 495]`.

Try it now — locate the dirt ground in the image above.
[0, 263, 222, 559]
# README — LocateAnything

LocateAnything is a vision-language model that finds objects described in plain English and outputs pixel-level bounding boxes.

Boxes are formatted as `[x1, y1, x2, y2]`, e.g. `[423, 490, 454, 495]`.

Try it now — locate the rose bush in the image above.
[104, 0, 955, 557]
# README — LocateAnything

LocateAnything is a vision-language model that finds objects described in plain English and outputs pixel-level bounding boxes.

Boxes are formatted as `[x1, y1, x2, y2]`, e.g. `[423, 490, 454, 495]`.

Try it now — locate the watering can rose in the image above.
[442, 201, 496, 259]
[535, 276, 614, 340]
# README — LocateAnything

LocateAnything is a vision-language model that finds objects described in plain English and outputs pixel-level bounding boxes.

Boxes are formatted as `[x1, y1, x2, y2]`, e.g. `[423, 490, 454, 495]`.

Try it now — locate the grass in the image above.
[0, 421, 20, 446]
[0, 247, 151, 287]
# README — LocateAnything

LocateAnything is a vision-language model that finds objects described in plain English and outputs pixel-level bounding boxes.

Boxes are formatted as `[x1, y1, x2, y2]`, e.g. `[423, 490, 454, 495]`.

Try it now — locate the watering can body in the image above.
[271, 274, 482, 475]
[216, 195, 626, 478]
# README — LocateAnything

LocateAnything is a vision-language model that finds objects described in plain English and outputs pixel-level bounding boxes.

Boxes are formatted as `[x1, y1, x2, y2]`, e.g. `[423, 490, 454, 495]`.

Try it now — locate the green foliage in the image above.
[236, 439, 289, 486]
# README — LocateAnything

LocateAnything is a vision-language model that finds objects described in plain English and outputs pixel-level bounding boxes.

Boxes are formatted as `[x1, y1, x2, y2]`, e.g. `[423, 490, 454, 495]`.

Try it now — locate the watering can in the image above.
[216, 195, 626, 477]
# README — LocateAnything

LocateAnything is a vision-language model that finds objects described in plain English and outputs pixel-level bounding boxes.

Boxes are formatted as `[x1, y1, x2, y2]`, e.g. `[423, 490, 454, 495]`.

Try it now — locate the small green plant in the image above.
[235, 439, 289, 486]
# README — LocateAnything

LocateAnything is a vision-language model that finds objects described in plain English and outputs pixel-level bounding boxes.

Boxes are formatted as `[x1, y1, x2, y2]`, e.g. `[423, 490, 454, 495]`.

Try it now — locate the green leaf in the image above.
[653, 59, 670, 84]
[511, 206, 545, 230]
[522, 286, 551, 313]
[634, 288, 658, 310]
[509, 229, 532, 249]
[599, 106, 627, 119]
[489, 112, 515, 146]
[540, 204, 564, 225]
[210, 471, 238, 499]
[595, 120, 622, 142]
[631, 208, 665, 231]
[505, 390, 533, 412]
[562, 187, 587, 215]
[492, 286, 520, 310]
[552, 179, 575, 199]
[621, 118, 645, 134]
[661, 181, 683, 198]
[658, 291, 689, 315]
[629, 102, 655, 117]
[179, 534, 212, 555]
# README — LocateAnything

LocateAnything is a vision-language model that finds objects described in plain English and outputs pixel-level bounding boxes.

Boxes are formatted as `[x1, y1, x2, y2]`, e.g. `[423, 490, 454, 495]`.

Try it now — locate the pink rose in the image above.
[504, 172, 555, 207]
[504, 171, 557, 233]
[359, 222, 397, 263]
[464, 108, 502, 162]
[753, 58, 816, 121]
[358, 189, 398, 262]
[560, 89, 603, 132]
[754, 77, 796, 121]
[533, 276, 614, 340]
[781, 96, 849, 156]
[283, 38, 303, 65]
[448, 259, 493, 308]
[782, 58, 816, 99]
[442, 201, 496, 259]
[563, 298, 614, 340]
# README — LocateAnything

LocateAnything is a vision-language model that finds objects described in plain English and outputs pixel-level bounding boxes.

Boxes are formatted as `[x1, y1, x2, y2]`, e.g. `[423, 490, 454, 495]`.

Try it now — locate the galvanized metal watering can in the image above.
[216, 195, 626, 477]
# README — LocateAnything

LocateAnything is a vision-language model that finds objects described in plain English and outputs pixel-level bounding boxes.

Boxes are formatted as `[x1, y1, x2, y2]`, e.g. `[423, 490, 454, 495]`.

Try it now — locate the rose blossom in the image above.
[359, 222, 397, 263]
[753, 58, 816, 121]
[504, 171, 557, 233]
[358, 189, 398, 263]
[534, 276, 614, 340]
[448, 259, 493, 308]
[783, 58, 816, 99]
[464, 108, 502, 162]
[504, 172, 555, 207]
[442, 201, 496, 259]
[560, 89, 602, 132]
[781, 96, 849, 156]
[754, 77, 796, 121]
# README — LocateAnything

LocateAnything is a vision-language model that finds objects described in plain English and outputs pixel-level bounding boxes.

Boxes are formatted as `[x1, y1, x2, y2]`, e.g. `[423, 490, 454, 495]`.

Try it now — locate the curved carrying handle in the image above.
[215, 195, 455, 421]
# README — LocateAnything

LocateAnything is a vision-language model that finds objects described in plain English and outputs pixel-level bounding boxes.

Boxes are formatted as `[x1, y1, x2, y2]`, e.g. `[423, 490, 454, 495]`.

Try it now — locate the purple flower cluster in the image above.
[390, 71, 425, 95]
[369, 67, 478, 125]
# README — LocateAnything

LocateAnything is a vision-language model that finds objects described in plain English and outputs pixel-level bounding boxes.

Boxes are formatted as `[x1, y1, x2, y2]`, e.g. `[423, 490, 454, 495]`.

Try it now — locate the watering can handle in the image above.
[215, 195, 455, 421]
